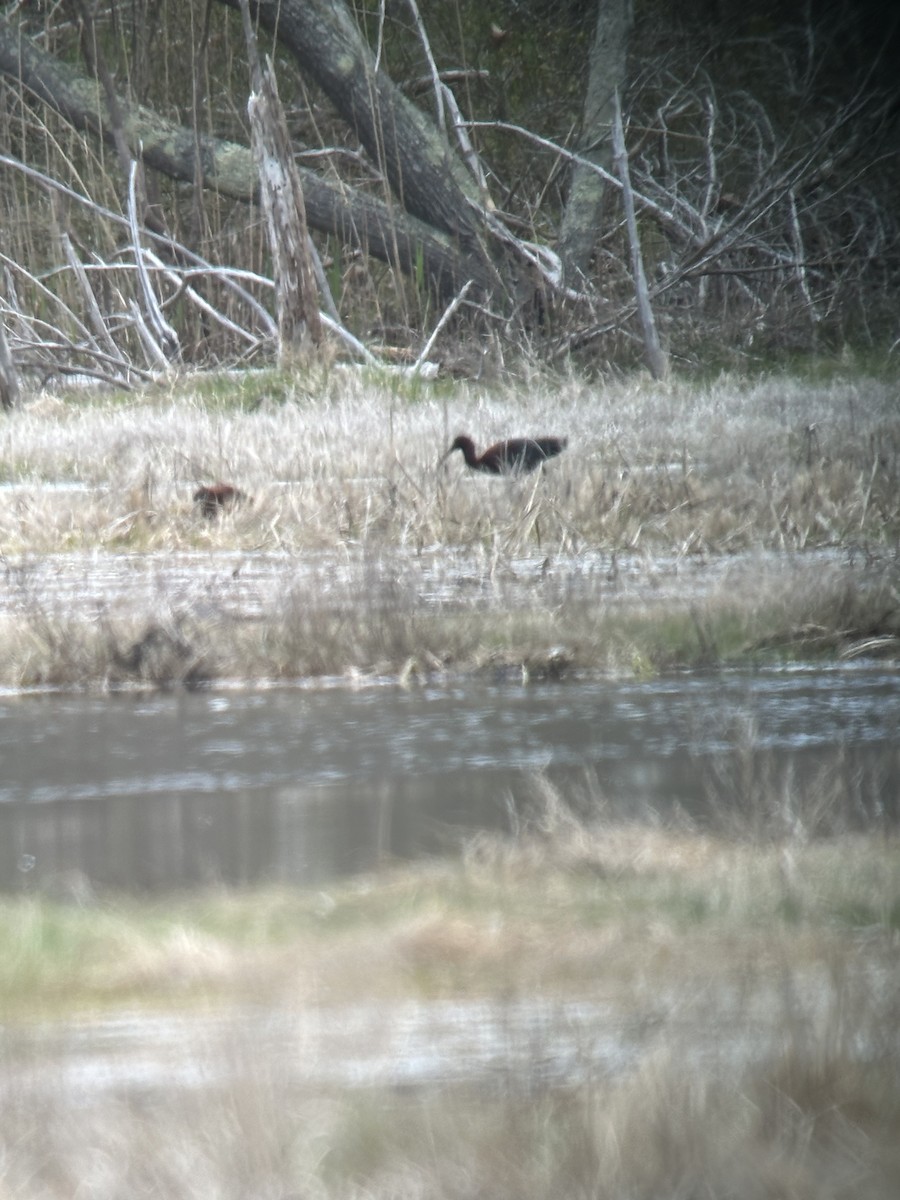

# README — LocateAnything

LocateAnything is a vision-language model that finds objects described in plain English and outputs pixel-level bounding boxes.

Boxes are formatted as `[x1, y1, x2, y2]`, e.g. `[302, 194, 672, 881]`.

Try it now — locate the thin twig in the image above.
[60, 234, 131, 373]
[143, 249, 267, 347]
[319, 312, 380, 365]
[0, 155, 275, 334]
[127, 299, 172, 370]
[464, 119, 705, 248]
[402, 0, 445, 130]
[402, 0, 491, 198]
[0, 248, 107, 353]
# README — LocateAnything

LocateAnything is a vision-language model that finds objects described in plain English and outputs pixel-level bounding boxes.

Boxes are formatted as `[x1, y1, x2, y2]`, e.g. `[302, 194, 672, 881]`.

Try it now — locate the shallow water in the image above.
[0, 981, 853, 1097]
[1, 664, 896, 895]
[4, 955, 895, 1104]
[0, 544, 855, 621]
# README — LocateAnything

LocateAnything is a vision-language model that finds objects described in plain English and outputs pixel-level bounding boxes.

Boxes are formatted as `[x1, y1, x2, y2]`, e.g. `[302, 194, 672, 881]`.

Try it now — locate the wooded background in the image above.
[0, 0, 897, 388]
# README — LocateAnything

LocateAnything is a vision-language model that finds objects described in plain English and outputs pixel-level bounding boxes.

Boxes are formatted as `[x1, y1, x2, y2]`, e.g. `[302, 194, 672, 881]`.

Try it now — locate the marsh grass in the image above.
[3, 778, 898, 1013]
[1, 549, 895, 689]
[2, 368, 898, 556]
[1, 369, 898, 687]
[3, 1049, 899, 1199]
[2, 797, 899, 1198]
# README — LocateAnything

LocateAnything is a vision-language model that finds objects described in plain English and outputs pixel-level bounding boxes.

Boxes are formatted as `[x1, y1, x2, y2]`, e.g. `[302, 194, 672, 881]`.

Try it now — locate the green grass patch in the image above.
[3, 822, 898, 1020]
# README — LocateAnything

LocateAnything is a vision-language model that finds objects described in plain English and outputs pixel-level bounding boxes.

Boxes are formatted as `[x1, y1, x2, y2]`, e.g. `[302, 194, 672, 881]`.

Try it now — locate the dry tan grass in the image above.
[1, 368, 897, 554]
[1, 550, 895, 689]
[4, 803, 898, 1010]
[3, 1046, 898, 1200]
[0, 368, 897, 687]
[2, 816, 899, 1198]
[1, 753, 897, 1196]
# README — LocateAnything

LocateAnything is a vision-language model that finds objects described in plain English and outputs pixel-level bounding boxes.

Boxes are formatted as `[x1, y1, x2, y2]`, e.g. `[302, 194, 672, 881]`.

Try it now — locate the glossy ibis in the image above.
[193, 482, 246, 518]
[442, 434, 567, 475]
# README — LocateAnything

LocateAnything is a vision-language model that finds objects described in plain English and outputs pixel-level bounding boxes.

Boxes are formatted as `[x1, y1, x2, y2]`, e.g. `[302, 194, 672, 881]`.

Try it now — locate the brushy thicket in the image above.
[0, 0, 898, 386]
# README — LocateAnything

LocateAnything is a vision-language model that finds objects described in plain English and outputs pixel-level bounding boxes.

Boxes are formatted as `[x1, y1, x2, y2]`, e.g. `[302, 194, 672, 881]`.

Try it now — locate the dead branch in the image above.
[612, 91, 667, 379]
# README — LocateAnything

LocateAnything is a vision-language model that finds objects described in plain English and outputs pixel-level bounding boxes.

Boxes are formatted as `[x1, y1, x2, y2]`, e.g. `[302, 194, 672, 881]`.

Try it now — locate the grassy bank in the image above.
[2, 800, 899, 1197]
[1, 367, 898, 688]
[3, 814, 899, 1018]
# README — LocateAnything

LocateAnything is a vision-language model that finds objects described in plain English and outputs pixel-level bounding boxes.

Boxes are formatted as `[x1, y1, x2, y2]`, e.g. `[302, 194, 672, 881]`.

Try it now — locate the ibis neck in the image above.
[457, 438, 480, 467]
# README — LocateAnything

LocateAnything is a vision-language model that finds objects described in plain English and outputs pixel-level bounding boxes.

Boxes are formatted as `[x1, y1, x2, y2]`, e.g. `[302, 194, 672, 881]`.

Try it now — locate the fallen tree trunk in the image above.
[216, 0, 490, 249]
[0, 15, 495, 301]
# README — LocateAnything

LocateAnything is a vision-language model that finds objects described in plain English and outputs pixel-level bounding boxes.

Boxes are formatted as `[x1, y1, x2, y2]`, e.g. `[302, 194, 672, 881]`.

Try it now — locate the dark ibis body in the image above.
[444, 434, 568, 475]
[193, 482, 246, 518]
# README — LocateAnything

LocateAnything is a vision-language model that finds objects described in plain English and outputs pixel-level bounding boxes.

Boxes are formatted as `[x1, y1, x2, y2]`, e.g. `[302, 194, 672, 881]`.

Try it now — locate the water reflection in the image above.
[0, 665, 897, 895]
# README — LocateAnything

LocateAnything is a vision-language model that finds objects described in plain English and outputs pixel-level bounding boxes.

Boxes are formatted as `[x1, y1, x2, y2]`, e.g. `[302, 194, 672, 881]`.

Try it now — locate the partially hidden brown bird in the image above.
[442, 434, 567, 475]
[193, 481, 246, 518]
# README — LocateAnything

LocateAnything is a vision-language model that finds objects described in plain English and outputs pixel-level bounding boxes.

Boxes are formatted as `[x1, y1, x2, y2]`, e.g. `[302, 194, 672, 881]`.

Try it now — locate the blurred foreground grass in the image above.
[3, 812, 897, 1018]
[2, 810, 899, 1199]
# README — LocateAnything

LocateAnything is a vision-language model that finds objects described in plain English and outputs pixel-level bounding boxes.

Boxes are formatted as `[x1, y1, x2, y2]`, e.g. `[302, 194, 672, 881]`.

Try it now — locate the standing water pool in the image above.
[0, 664, 897, 895]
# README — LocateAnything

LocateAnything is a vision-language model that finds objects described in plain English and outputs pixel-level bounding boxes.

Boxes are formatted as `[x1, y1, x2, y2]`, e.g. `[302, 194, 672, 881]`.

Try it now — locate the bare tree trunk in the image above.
[0, 315, 20, 410]
[558, 0, 632, 288]
[239, 0, 322, 360]
[612, 92, 668, 380]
